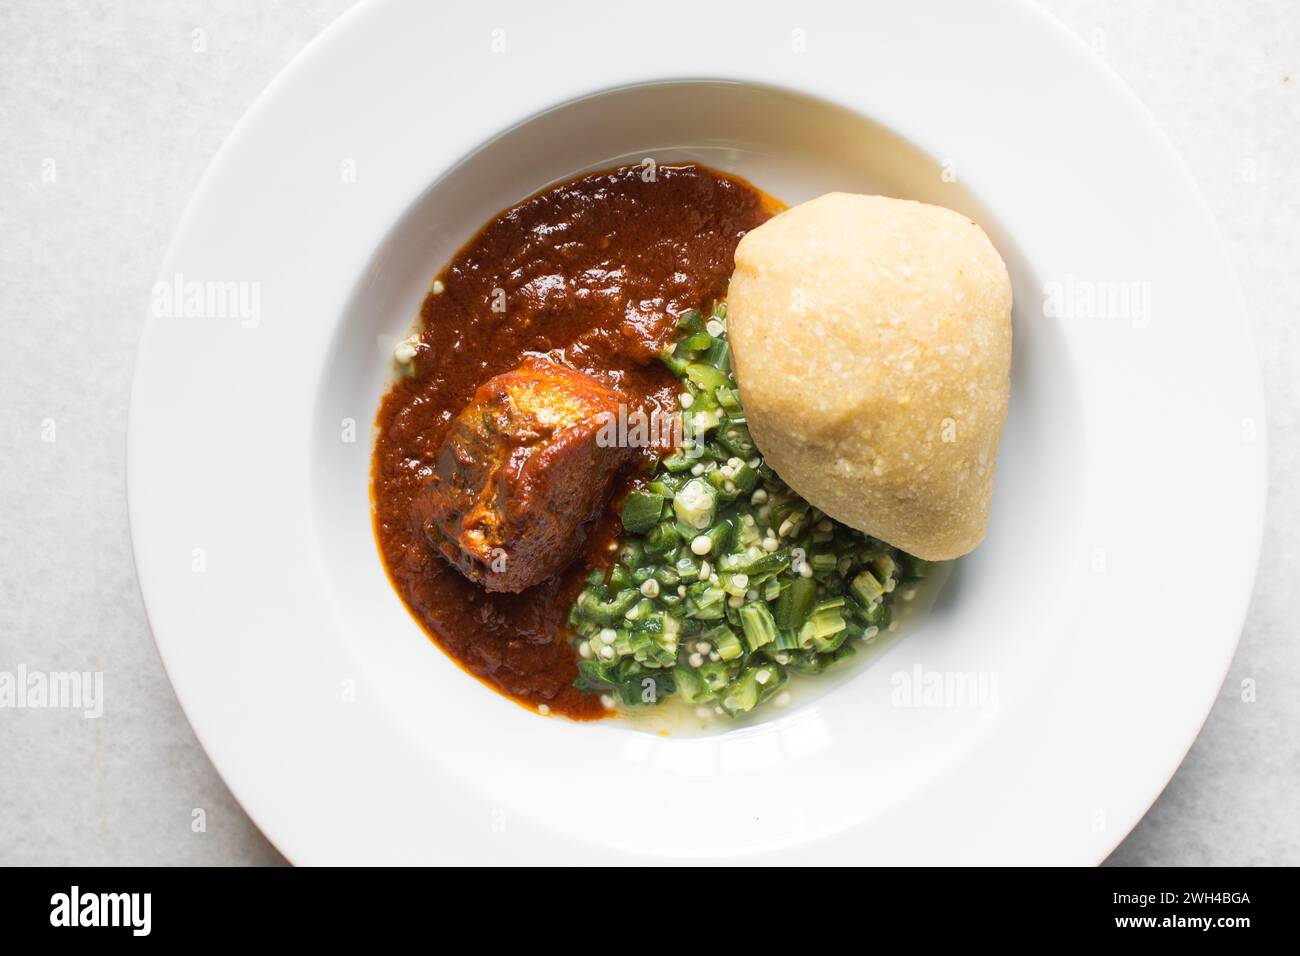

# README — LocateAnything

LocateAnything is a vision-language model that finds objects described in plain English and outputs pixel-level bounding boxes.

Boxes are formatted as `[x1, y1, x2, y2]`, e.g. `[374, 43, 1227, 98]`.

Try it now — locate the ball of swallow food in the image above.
[727, 193, 1012, 560]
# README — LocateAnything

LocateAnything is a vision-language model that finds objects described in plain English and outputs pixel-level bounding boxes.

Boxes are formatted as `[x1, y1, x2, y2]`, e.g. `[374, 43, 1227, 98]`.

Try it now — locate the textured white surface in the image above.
[0, 0, 1295, 865]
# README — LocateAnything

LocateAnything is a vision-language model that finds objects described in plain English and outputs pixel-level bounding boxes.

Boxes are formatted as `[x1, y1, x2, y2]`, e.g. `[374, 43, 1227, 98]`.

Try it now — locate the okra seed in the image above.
[393, 338, 419, 364]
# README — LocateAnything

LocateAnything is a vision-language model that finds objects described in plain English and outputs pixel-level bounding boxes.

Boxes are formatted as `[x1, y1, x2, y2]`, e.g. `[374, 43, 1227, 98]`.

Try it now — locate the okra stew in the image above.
[371, 163, 936, 725]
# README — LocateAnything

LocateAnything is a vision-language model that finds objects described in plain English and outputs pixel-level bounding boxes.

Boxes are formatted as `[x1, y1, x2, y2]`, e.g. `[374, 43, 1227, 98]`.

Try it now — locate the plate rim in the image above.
[127, 0, 1268, 864]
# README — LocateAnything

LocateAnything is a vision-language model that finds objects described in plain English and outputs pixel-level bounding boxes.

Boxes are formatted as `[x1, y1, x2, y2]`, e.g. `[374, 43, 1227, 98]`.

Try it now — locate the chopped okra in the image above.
[567, 301, 935, 717]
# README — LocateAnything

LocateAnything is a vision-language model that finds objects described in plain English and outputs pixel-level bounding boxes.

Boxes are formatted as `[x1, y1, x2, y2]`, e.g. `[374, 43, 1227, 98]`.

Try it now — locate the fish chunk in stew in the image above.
[424, 358, 634, 592]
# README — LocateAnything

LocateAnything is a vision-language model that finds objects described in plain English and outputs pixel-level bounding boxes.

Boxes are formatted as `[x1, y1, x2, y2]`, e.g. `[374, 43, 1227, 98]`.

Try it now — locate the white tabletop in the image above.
[1, 0, 1295, 865]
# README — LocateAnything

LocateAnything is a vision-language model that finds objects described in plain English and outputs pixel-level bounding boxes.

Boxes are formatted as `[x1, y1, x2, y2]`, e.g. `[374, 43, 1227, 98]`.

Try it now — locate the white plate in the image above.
[128, 0, 1266, 864]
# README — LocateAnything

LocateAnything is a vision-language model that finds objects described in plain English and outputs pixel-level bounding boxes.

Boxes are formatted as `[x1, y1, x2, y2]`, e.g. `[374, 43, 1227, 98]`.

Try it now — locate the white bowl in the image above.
[129, 0, 1265, 864]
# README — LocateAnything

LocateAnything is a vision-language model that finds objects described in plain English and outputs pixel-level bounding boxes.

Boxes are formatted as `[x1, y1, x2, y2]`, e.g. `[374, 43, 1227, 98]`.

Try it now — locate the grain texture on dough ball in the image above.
[728, 193, 1012, 560]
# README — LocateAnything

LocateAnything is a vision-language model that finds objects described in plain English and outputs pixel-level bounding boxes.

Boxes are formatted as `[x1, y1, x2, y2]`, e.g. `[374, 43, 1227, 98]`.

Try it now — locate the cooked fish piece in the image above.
[425, 358, 633, 591]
